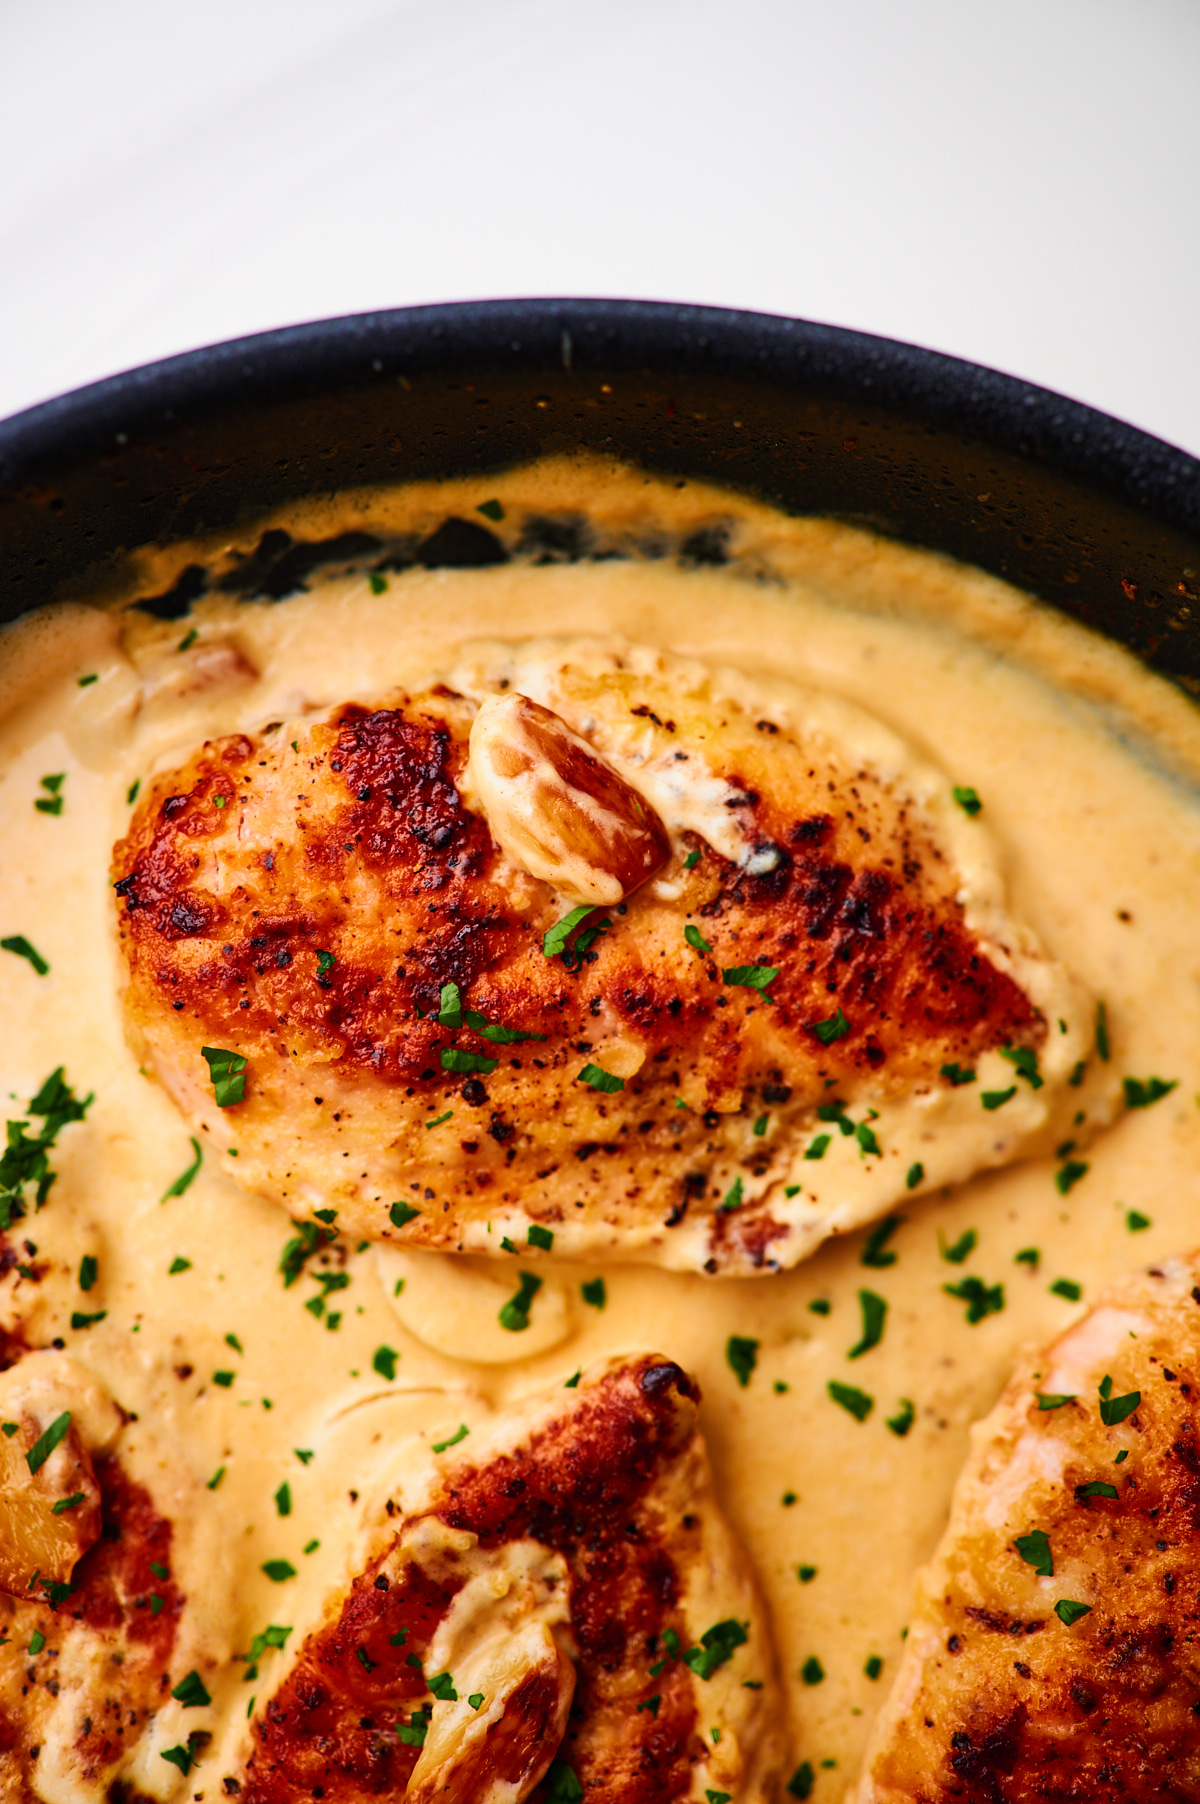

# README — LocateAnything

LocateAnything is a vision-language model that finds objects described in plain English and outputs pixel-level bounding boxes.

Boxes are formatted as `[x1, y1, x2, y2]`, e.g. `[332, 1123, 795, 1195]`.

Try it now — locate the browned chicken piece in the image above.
[113, 638, 1109, 1274]
[0, 1355, 193, 1802]
[237, 1354, 783, 1804]
[855, 1253, 1200, 1803]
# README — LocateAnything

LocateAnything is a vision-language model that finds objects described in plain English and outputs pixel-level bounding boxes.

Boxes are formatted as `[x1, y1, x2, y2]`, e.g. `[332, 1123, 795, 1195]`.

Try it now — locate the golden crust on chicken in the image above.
[238, 1354, 783, 1804]
[855, 1254, 1200, 1803]
[112, 638, 1110, 1274]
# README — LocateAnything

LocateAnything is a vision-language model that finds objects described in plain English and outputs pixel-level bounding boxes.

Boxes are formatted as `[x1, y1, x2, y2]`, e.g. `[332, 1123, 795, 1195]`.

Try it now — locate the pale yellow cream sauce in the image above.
[4, 458, 1200, 1798]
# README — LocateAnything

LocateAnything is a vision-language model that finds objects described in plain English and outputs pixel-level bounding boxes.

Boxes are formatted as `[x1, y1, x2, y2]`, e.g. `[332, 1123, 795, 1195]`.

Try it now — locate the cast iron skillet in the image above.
[1, 299, 1199, 687]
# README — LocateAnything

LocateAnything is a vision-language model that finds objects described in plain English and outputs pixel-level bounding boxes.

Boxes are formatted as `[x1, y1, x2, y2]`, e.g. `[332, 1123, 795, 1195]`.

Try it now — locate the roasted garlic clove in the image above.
[468, 691, 670, 904]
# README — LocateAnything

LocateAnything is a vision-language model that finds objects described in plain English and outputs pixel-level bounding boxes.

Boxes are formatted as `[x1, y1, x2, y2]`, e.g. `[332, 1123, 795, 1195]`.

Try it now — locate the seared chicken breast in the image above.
[237, 1353, 783, 1803]
[113, 638, 1111, 1274]
[855, 1253, 1200, 1802]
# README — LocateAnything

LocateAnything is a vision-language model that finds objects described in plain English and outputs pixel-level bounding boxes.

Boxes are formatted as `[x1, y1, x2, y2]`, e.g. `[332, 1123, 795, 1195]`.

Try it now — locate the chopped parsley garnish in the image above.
[29, 1629, 46, 1655]
[428, 1670, 458, 1701]
[426, 1110, 453, 1129]
[1014, 1529, 1053, 1576]
[1055, 1160, 1089, 1195]
[861, 1215, 903, 1269]
[261, 1561, 296, 1582]
[707, 1793, 732, 1804]
[432, 1424, 469, 1454]
[396, 1712, 429, 1747]
[982, 1086, 1017, 1111]
[577, 1062, 624, 1092]
[0, 1423, 15, 1437]
[723, 963, 779, 993]
[787, 1762, 815, 1800]
[316, 949, 336, 976]
[34, 773, 65, 815]
[828, 1381, 873, 1422]
[581, 1277, 606, 1309]
[499, 1272, 542, 1332]
[848, 1289, 887, 1359]
[941, 1063, 976, 1086]
[886, 1398, 915, 1437]
[719, 1176, 744, 1212]
[808, 1298, 831, 1316]
[905, 1161, 924, 1190]
[1, 935, 49, 976]
[797, 1564, 817, 1583]
[1098, 1375, 1140, 1425]
[78, 1254, 98, 1292]
[274, 1483, 291, 1516]
[52, 1492, 85, 1514]
[172, 1670, 212, 1708]
[177, 629, 199, 652]
[26, 1411, 71, 1475]
[1123, 1075, 1177, 1109]
[150, 1562, 168, 1580]
[212, 1370, 235, 1388]
[752, 1113, 769, 1137]
[636, 1695, 661, 1717]
[1095, 1000, 1111, 1061]
[294, 1448, 314, 1464]
[356, 1646, 377, 1674]
[126, 778, 140, 805]
[279, 1218, 336, 1287]
[726, 1336, 759, 1387]
[811, 1006, 850, 1045]
[201, 1046, 247, 1107]
[1126, 1209, 1151, 1231]
[161, 1136, 203, 1201]
[500, 1236, 518, 1253]
[368, 571, 388, 594]
[943, 1276, 1004, 1323]
[389, 1200, 420, 1229]
[207, 1466, 225, 1490]
[855, 1120, 881, 1157]
[70, 1309, 106, 1329]
[1050, 1278, 1082, 1302]
[685, 925, 712, 954]
[1036, 1392, 1075, 1410]
[1115, 1449, 1129, 1465]
[952, 785, 981, 816]
[801, 1656, 825, 1685]
[78, 672, 99, 687]
[782, 1490, 798, 1505]
[441, 1048, 498, 1075]
[527, 1224, 554, 1251]
[1054, 1599, 1092, 1626]
[1068, 1059, 1087, 1086]
[1076, 1480, 1118, 1501]
[682, 1618, 748, 1679]
[543, 905, 597, 959]
[1015, 1246, 1040, 1268]
[477, 498, 505, 522]
[564, 1370, 581, 1387]
[939, 1228, 977, 1264]
[805, 1134, 830, 1161]
[468, 1692, 485, 1710]
[161, 1733, 207, 1776]
[864, 1655, 884, 1680]
[168, 1257, 192, 1275]
[684, 849, 701, 870]
[545, 1760, 584, 1803]
[1000, 1045, 1043, 1090]
[373, 1346, 399, 1381]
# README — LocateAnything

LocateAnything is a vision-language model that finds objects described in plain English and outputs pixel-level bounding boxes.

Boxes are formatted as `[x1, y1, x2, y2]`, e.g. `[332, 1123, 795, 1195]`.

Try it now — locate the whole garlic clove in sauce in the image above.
[468, 691, 671, 905]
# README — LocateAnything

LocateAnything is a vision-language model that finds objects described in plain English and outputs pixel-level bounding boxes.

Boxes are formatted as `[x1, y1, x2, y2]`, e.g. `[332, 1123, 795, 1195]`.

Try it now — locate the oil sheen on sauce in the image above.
[3, 459, 1200, 1798]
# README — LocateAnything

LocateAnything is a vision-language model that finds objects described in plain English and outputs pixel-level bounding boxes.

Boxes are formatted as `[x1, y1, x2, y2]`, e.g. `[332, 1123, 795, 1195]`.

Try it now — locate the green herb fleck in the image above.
[477, 498, 505, 522]
[1050, 1278, 1082, 1302]
[425, 1110, 452, 1130]
[207, 1466, 225, 1490]
[201, 1047, 247, 1107]
[848, 1290, 887, 1359]
[396, 1712, 429, 1748]
[861, 1216, 903, 1269]
[161, 1137, 203, 1202]
[1055, 1599, 1092, 1626]
[1126, 1209, 1151, 1232]
[373, 1346, 399, 1381]
[805, 1134, 830, 1161]
[682, 1618, 748, 1680]
[864, 1655, 884, 1679]
[797, 1564, 817, 1583]
[172, 1670, 211, 1708]
[545, 1760, 584, 1803]
[161, 1733, 207, 1775]
[274, 1483, 291, 1517]
[801, 1655, 825, 1685]
[719, 1175, 744, 1212]
[126, 778, 141, 805]
[1056, 1161, 1089, 1195]
[1095, 1001, 1110, 1061]
[1098, 1375, 1140, 1426]
[1014, 1529, 1053, 1576]
[168, 1257, 192, 1275]
[78, 672, 99, 687]
[952, 785, 981, 816]
[578, 1062, 624, 1093]
[726, 1336, 759, 1387]
[1036, 1392, 1075, 1410]
[26, 1411, 71, 1474]
[499, 1272, 542, 1332]
[982, 1086, 1017, 1111]
[685, 925, 712, 954]
[52, 1491, 85, 1514]
[581, 1277, 606, 1309]
[1000, 1045, 1043, 1090]
[527, 1224, 554, 1251]
[811, 1006, 850, 1045]
[684, 849, 701, 870]
[1, 935, 50, 976]
[787, 1762, 815, 1800]
[78, 1254, 98, 1292]
[828, 1381, 873, 1422]
[808, 1298, 831, 1316]
[390, 1200, 420, 1229]
[441, 1048, 498, 1075]
[723, 963, 779, 994]
[752, 1112, 769, 1137]
[886, 1398, 915, 1437]
[432, 1424, 469, 1454]
[468, 1692, 485, 1710]
[941, 1063, 976, 1086]
[1124, 1075, 1178, 1109]
[368, 571, 388, 594]
[943, 1276, 1004, 1323]
[261, 1561, 296, 1582]
[543, 905, 597, 959]
[564, 1370, 581, 1388]
[428, 1670, 458, 1700]
[1015, 1247, 1040, 1269]
[212, 1370, 234, 1388]
[939, 1228, 977, 1264]
[906, 1161, 924, 1190]
[1076, 1480, 1118, 1500]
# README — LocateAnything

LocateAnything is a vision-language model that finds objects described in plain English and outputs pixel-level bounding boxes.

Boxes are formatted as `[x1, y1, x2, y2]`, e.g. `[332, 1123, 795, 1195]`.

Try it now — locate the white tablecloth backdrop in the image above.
[2, 0, 1197, 456]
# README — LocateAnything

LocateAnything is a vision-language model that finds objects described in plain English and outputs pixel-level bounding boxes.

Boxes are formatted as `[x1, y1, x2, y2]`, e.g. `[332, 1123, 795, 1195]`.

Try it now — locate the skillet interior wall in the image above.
[1, 301, 1199, 684]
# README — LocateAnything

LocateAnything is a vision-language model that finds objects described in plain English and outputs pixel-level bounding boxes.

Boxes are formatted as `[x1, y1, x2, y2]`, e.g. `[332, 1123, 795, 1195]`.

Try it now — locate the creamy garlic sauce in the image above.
[4, 459, 1200, 1798]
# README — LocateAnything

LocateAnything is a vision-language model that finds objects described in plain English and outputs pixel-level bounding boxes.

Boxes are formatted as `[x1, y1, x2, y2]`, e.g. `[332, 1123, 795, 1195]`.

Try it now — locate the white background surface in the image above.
[1, 0, 1197, 455]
